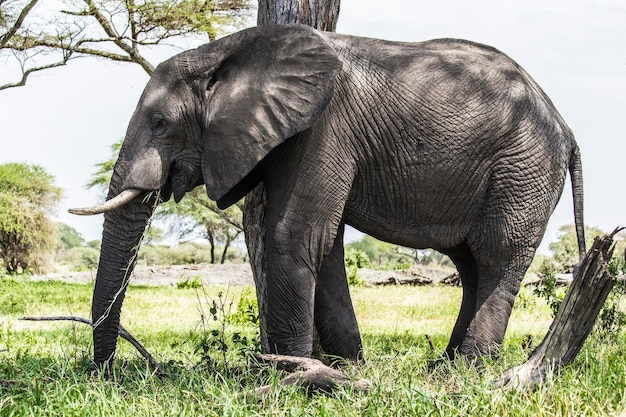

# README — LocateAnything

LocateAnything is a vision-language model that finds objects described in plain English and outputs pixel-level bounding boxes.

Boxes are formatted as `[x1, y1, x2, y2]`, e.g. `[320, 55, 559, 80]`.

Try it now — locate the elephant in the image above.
[71, 24, 585, 370]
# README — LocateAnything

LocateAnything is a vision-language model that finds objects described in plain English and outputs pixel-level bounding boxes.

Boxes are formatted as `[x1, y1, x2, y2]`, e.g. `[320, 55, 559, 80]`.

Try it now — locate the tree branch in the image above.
[82, 0, 154, 74]
[0, 55, 72, 90]
[19, 315, 167, 377]
[252, 353, 372, 396]
[0, 0, 39, 48]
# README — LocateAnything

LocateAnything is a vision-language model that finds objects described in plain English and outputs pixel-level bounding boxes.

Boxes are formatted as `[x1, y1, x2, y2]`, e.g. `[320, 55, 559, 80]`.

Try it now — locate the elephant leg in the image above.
[444, 247, 478, 359]
[460, 239, 536, 357]
[314, 224, 363, 361]
[263, 201, 347, 358]
[263, 245, 316, 357]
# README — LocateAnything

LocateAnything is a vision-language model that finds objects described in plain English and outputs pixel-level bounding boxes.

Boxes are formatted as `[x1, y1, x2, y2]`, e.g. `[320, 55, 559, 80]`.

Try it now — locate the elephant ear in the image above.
[186, 25, 341, 206]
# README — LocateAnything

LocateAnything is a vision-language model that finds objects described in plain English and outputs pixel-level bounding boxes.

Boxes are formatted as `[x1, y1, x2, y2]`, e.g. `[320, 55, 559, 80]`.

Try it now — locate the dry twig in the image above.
[19, 316, 166, 377]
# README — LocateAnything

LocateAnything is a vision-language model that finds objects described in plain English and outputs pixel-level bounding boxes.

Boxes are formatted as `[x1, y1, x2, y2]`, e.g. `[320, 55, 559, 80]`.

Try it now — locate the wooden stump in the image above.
[496, 228, 623, 390]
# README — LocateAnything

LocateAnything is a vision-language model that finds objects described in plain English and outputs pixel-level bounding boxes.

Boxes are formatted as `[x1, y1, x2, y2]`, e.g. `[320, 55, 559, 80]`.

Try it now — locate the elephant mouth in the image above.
[164, 159, 203, 203]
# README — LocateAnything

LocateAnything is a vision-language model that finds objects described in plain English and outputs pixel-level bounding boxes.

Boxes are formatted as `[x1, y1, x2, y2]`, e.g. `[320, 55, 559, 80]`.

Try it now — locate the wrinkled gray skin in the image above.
[85, 24, 585, 369]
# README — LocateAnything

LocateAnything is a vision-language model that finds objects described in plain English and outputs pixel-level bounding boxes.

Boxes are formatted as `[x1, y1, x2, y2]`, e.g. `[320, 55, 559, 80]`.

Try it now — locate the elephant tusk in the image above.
[68, 189, 143, 216]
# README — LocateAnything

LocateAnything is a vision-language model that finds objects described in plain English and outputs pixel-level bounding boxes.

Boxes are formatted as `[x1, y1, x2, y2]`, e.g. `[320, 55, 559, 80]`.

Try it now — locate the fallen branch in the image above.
[373, 275, 433, 286]
[18, 316, 166, 377]
[252, 353, 372, 396]
[495, 228, 623, 391]
[0, 378, 16, 388]
[441, 272, 461, 286]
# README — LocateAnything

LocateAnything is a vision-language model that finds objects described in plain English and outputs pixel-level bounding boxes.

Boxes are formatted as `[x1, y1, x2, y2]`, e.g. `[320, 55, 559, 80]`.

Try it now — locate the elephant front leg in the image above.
[263, 217, 350, 357]
[314, 224, 363, 361]
[264, 243, 317, 357]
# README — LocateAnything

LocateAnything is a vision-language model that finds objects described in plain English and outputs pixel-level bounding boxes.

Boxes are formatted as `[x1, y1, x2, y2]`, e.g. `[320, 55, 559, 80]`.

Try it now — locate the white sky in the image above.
[0, 0, 624, 253]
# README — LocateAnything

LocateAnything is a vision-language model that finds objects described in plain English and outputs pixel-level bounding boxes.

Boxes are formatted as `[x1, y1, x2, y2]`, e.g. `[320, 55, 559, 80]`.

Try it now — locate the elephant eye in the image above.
[206, 77, 216, 90]
[150, 114, 168, 135]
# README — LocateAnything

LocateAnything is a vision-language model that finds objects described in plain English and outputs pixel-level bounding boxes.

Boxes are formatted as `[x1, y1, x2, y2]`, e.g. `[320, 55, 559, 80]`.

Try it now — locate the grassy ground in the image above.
[1, 277, 625, 416]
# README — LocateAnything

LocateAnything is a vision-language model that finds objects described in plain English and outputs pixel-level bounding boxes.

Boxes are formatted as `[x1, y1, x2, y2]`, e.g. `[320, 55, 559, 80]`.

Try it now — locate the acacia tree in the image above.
[548, 224, 610, 273]
[0, 0, 251, 89]
[0, 162, 61, 273]
[157, 187, 243, 264]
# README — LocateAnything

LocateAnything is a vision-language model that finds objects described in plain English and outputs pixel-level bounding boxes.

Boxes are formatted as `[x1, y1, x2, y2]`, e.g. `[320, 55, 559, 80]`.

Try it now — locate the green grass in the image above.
[1, 277, 625, 416]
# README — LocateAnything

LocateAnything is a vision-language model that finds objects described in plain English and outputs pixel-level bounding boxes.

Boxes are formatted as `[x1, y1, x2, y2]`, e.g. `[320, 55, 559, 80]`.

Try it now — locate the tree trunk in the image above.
[220, 233, 238, 264]
[496, 228, 623, 390]
[257, 0, 340, 30]
[245, 0, 340, 353]
[207, 230, 216, 264]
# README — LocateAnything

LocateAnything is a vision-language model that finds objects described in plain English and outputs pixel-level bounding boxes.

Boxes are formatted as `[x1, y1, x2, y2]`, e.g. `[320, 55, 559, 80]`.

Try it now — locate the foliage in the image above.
[345, 265, 364, 286]
[548, 224, 605, 273]
[532, 261, 565, 317]
[176, 274, 202, 289]
[225, 286, 259, 326]
[344, 248, 370, 286]
[0, 162, 61, 274]
[138, 241, 212, 265]
[595, 255, 626, 337]
[0, 0, 252, 89]
[345, 235, 452, 270]
[54, 222, 85, 251]
[344, 248, 371, 269]
[85, 140, 121, 196]
[51, 223, 100, 271]
[157, 186, 244, 264]
[57, 246, 100, 271]
[191, 286, 259, 371]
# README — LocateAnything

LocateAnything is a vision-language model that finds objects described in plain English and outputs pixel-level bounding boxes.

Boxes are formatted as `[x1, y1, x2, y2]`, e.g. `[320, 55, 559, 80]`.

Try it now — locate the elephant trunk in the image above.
[91, 194, 155, 370]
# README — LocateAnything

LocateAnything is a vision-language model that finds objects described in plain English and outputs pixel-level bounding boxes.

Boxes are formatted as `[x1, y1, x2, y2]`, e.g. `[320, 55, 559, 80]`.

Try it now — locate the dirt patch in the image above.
[32, 264, 456, 287]
[32, 263, 254, 287]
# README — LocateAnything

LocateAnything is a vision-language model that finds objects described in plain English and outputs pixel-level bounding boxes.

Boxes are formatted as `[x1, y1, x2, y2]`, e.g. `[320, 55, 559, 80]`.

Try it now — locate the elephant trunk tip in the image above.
[68, 188, 143, 216]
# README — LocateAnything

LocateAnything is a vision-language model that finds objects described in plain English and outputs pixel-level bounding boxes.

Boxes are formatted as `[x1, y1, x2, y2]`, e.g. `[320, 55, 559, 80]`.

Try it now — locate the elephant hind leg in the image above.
[443, 246, 479, 359]
[314, 224, 363, 361]
[460, 238, 536, 357]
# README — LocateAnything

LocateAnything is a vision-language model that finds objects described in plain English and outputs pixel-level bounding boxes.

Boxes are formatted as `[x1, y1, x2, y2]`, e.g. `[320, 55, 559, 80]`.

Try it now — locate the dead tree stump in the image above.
[496, 228, 623, 390]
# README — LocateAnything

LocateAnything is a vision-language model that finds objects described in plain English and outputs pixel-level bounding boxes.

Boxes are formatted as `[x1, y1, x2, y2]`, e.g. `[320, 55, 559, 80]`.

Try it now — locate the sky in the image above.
[0, 0, 624, 254]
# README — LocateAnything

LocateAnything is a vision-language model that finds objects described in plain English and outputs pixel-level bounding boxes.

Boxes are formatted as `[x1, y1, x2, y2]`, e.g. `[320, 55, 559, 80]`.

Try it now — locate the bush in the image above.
[344, 248, 371, 269]
[533, 261, 564, 317]
[60, 246, 99, 271]
[595, 256, 626, 336]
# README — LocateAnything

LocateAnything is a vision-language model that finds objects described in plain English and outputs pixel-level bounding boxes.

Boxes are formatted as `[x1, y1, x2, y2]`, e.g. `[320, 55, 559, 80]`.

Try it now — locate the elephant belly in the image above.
[343, 177, 484, 251]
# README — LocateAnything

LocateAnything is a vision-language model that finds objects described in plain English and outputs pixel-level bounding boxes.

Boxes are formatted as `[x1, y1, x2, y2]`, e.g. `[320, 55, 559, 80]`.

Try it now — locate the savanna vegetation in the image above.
[1, 264, 625, 416]
[0, 162, 61, 274]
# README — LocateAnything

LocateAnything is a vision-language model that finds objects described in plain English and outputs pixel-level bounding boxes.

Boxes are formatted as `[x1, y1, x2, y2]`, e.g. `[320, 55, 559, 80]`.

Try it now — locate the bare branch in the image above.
[0, 0, 39, 48]
[1, 0, 251, 87]
[0, 54, 72, 90]
[19, 315, 167, 376]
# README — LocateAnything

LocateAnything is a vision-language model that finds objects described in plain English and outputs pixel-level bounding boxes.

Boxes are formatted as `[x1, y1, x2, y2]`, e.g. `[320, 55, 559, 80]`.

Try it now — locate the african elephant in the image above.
[71, 24, 585, 369]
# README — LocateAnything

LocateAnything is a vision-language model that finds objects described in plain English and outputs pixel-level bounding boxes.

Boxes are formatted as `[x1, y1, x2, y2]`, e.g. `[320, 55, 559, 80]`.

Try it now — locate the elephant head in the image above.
[71, 25, 342, 368]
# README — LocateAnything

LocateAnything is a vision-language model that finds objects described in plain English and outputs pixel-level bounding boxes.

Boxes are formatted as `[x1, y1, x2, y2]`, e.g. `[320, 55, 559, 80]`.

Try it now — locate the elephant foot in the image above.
[252, 353, 372, 396]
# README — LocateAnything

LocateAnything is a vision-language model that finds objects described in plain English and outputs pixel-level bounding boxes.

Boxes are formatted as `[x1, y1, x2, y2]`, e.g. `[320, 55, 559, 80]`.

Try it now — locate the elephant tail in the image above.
[569, 145, 586, 264]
